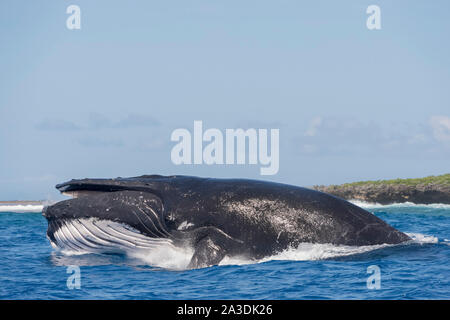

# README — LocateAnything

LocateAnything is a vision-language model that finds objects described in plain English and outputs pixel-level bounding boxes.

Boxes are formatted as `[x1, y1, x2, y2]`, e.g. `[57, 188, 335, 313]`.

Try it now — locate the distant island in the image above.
[313, 174, 450, 205]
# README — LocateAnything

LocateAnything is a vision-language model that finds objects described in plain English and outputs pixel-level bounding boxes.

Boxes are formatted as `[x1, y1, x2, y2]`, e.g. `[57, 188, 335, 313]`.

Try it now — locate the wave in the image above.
[59, 240, 397, 270]
[220, 232, 440, 267]
[0, 204, 44, 213]
[220, 242, 392, 266]
[350, 200, 450, 210]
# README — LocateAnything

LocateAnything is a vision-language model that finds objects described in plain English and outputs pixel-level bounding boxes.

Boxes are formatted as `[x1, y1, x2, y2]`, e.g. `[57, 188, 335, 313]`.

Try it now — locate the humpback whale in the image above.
[43, 175, 410, 268]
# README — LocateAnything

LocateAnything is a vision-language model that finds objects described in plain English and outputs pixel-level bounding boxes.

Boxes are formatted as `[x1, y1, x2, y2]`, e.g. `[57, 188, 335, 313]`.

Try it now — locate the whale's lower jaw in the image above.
[47, 218, 175, 255]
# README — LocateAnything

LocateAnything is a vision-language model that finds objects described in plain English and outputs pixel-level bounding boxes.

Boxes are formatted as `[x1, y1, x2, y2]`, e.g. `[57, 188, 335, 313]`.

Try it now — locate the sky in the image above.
[1, 0, 449, 200]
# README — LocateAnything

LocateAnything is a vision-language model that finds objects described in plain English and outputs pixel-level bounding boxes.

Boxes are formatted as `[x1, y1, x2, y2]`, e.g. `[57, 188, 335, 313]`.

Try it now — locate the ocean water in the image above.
[0, 202, 449, 299]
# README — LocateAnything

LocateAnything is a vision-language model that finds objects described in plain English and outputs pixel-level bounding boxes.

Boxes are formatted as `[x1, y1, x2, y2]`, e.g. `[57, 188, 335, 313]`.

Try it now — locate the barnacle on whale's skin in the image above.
[43, 175, 411, 268]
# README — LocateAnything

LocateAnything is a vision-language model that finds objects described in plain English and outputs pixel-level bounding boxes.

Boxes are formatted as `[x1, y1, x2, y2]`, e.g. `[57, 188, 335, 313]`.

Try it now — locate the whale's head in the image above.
[43, 176, 176, 253]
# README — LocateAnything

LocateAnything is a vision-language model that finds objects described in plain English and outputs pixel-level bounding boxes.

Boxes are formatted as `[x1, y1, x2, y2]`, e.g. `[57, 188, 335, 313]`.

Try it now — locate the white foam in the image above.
[0, 204, 44, 213]
[350, 200, 450, 210]
[220, 242, 392, 266]
[128, 245, 194, 270]
[406, 233, 439, 244]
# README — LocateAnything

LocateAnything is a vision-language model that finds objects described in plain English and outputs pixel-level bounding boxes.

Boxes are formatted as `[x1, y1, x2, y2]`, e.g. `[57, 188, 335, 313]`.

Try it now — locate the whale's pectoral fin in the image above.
[188, 235, 227, 269]
[187, 227, 242, 269]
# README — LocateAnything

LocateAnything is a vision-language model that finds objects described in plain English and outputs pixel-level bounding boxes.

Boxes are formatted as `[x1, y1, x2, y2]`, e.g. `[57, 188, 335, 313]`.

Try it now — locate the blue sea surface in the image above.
[0, 204, 449, 299]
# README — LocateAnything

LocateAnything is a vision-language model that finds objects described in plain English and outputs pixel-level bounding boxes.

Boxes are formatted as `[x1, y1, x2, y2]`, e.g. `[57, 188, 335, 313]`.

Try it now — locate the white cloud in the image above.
[304, 116, 322, 137]
[36, 119, 80, 131]
[296, 116, 446, 157]
[430, 115, 450, 143]
[114, 114, 160, 128]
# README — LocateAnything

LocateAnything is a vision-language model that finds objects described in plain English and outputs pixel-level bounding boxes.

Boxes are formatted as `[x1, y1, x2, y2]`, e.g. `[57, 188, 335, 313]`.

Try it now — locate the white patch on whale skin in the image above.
[177, 221, 194, 230]
[206, 238, 220, 252]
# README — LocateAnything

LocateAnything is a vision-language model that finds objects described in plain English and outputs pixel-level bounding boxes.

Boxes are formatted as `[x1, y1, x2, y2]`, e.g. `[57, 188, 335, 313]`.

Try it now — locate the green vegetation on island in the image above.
[339, 174, 450, 188]
[314, 174, 450, 205]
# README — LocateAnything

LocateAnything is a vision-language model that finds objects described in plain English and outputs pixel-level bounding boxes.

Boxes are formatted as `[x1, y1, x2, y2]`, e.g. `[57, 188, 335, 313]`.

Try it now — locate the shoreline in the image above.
[0, 201, 45, 213]
[0, 200, 45, 205]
